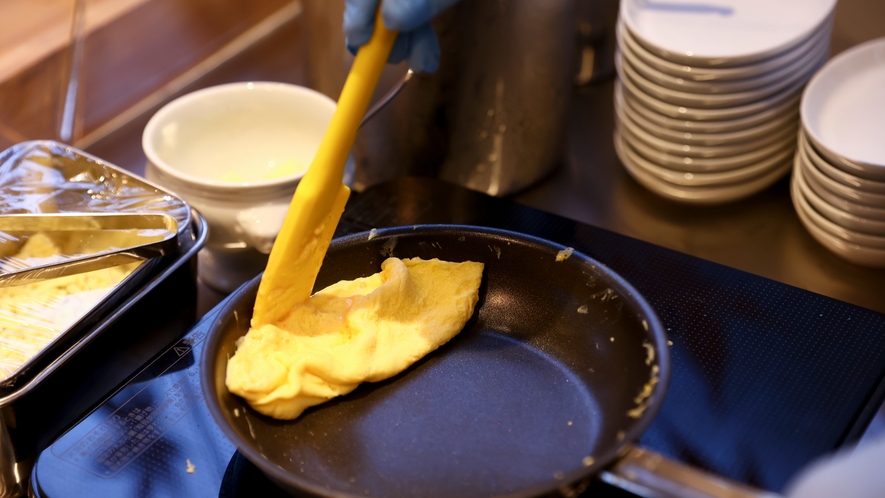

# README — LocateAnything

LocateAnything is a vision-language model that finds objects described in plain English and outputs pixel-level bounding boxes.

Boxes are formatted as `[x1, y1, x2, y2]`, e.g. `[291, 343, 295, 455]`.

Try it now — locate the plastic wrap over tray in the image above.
[0, 140, 192, 391]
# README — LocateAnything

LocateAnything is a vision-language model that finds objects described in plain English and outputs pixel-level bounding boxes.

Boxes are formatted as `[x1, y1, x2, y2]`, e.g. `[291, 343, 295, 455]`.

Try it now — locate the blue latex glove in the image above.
[344, 0, 461, 73]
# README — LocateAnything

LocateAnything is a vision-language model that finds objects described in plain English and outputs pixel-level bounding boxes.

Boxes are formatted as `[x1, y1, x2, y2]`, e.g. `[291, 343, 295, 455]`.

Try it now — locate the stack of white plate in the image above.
[614, 0, 836, 204]
[791, 38, 885, 267]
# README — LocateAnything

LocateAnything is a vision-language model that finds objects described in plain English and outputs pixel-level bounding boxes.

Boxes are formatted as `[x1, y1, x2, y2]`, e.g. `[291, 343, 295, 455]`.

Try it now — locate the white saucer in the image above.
[616, 88, 799, 147]
[617, 47, 824, 109]
[617, 81, 801, 134]
[618, 62, 807, 121]
[800, 153, 885, 221]
[616, 131, 791, 187]
[799, 131, 885, 194]
[617, 19, 832, 82]
[801, 37, 885, 175]
[792, 168, 885, 248]
[617, 131, 791, 205]
[800, 142, 885, 207]
[616, 103, 798, 158]
[619, 24, 831, 94]
[791, 173, 885, 266]
[621, 0, 836, 66]
[617, 119, 796, 172]
[794, 160, 885, 235]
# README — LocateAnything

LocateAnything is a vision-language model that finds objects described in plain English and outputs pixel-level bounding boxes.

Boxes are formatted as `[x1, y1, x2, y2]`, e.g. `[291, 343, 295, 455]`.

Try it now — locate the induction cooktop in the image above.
[30, 178, 885, 497]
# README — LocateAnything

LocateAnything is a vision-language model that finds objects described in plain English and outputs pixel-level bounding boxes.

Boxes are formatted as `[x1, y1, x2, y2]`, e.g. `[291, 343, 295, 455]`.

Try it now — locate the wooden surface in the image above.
[0, 0, 295, 149]
[0, 0, 149, 82]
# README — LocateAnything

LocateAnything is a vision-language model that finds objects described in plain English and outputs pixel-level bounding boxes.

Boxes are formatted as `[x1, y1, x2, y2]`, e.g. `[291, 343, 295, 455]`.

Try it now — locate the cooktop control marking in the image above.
[53, 331, 207, 478]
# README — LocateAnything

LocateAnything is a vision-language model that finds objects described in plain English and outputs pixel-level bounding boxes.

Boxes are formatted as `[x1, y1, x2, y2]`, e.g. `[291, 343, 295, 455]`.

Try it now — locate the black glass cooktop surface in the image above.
[31, 178, 885, 496]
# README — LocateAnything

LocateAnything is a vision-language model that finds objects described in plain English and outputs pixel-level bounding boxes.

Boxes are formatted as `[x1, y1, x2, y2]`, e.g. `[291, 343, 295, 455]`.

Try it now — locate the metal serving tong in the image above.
[0, 212, 178, 286]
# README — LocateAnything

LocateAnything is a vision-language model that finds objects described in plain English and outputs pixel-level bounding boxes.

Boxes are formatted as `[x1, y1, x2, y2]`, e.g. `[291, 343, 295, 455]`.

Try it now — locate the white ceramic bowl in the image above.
[615, 100, 798, 157]
[801, 37, 885, 178]
[620, 0, 836, 66]
[799, 131, 885, 194]
[616, 131, 791, 204]
[616, 47, 824, 109]
[617, 62, 807, 121]
[143, 81, 351, 292]
[619, 24, 831, 94]
[794, 159, 885, 235]
[791, 174, 885, 266]
[617, 86, 799, 146]
[616, 131, 791, 187]
[617, 81, 801, 134]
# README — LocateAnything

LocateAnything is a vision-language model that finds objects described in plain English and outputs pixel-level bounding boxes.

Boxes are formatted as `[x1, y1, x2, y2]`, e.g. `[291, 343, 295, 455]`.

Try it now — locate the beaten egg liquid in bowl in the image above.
[216, 159, 307, 183]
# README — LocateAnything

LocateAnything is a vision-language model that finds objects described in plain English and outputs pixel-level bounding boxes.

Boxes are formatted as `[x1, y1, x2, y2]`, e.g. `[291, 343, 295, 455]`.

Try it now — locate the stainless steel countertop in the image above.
[511, 0, 885, 449]
[515, 0, 885, 315]
[85, 0, 885, 316]
[515, 78, 885, 315]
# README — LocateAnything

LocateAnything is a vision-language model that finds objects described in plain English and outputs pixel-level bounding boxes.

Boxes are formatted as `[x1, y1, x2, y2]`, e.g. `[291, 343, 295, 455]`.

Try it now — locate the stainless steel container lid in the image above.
[0, 140, 193, 392]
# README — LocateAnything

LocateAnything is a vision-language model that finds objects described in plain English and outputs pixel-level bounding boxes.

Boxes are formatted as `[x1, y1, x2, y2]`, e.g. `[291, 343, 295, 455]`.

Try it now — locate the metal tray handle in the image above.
[0, 213, 178, 286]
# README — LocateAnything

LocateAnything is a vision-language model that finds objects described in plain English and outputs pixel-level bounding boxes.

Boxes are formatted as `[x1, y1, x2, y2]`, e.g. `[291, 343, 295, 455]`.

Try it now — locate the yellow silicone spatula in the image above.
[251, 9, 397, 327]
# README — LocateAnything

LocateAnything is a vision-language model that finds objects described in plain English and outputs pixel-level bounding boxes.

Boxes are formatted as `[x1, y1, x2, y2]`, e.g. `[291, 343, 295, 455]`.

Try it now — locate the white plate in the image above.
[792, 168, 885, 248]
[620, 121, 796, 172]
[617, 18, 832, 81]
[616, 47, 825, 109]
[794, 159, 885, 235]
[619, 24, 831, 94]
[616, 84, 800, 147]
[799, 152, 885, 221]
[615, 115, 796, 173]
[617, 81, 801, 134]
[801, 37, 885, 173]
[616, 131, 791, 187]
[620, 0, 836, 66]
[616, 131, 792, 205]
[618, 62, 807, 121]
[799, 131, 885, 194]
[615, 102, 798, 158]
[791, 174, 885, 266]
[800, 141, 885, 207]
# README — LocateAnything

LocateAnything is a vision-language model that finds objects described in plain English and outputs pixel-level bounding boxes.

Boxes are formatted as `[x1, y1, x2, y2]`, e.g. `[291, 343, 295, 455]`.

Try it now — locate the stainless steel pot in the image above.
[303, 0, 579, 196]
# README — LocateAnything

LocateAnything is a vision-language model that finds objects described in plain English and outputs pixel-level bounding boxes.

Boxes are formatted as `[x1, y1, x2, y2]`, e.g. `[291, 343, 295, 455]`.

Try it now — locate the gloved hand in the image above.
[785, 434, 885, 498]
[344, 0, 461, 73]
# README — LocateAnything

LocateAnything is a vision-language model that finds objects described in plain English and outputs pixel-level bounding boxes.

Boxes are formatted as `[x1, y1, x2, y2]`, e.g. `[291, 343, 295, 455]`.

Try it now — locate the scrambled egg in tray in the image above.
[0, 232, 140, 380]
[0, 140, 192, 384]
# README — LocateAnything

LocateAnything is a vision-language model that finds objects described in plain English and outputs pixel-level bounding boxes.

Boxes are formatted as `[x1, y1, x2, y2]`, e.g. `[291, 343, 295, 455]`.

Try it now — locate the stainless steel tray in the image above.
[0, 140, 195, 393]
[3, 210, 207, 498]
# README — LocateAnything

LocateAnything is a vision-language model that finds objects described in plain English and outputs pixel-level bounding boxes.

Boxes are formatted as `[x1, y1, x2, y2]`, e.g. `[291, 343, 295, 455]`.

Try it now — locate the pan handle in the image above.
[598, 446, 783, 498]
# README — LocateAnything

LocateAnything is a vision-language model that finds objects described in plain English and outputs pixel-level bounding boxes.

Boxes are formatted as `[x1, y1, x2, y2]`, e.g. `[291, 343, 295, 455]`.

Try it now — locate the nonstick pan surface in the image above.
[201, 225, 669, 497]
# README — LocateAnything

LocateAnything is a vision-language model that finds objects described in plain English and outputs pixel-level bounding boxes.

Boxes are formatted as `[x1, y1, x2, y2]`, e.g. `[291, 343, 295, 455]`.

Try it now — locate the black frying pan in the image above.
[201, 225, 670, 497]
